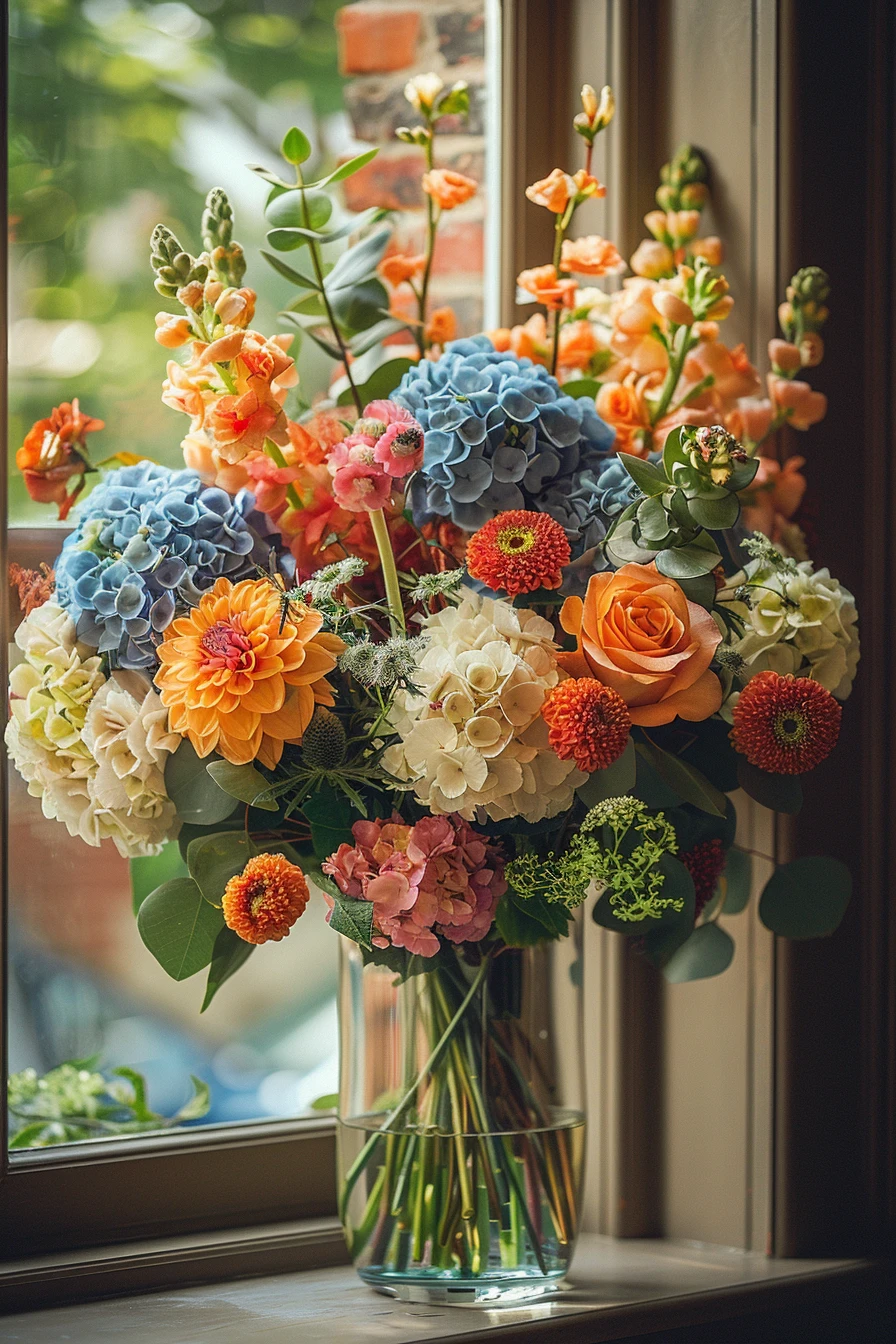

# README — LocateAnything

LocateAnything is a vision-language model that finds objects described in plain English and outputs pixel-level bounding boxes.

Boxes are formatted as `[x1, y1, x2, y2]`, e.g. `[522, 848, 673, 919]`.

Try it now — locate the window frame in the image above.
[1, 0, 893, 1318]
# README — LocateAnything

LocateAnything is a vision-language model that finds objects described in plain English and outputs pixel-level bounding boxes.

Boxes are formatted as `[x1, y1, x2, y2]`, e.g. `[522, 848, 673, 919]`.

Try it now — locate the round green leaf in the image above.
[137, 879, 224, 981]
[281, 126, 311, 165]
[721, 847, 752, 914]
[655, 539, 721, 580]
[205, 760, 277, 811]
[688, 492, 741, 530]
[265, 188, 332, 232]
[737, 759, 803, 814]
[576, 738, 636, 807]
[758, 856, 852, 939]
[336, 357, 416, 407]
[165, 742, 240, 826]
[663, 922, 735, 983]
[187, 832, 253, 905]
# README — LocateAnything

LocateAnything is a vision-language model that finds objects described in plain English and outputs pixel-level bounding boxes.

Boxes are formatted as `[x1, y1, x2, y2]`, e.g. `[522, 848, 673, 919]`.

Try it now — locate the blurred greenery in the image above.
[7, 0, 348, 522]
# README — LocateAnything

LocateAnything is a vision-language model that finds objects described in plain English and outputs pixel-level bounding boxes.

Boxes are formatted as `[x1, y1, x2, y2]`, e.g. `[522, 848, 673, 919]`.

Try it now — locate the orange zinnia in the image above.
[223, 853, 310, 944]
[155, 577, 345, 768]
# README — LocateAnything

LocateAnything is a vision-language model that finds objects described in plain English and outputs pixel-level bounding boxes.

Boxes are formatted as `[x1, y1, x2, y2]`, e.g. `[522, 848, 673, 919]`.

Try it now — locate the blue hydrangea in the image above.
[392, 336, 616, 531]
[55, 462, 289, 669]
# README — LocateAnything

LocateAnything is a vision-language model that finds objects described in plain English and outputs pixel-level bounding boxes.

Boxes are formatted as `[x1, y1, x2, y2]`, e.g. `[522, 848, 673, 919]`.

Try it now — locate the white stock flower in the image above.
[404, 72, 445, 114]
[383, 591, 584, 822]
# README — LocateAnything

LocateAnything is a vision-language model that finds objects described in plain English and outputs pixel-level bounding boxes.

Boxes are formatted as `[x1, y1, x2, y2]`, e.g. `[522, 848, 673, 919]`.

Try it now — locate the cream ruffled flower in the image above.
[718, 558, 859, 714]
[382, 592, 584, 822]
[82, 672, 182, 847]
[5, 605, 180, 857]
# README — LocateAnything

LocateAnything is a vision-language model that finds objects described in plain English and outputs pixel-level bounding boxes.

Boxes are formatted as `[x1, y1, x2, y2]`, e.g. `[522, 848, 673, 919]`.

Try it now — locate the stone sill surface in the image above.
[0, 1234, 865, 1344]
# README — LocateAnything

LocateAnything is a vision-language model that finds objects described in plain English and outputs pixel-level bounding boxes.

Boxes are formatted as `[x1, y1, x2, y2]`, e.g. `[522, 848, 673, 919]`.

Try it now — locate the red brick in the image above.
[336, 4, 421, 75]
[432, 218, 485, 276]
[341, 148, 426, 211]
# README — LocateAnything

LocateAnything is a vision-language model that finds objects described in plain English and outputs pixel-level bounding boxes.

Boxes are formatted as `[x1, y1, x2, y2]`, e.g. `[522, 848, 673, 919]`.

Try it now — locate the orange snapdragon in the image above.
[516, 264, 577, 311]
[421, 169, 477, 210]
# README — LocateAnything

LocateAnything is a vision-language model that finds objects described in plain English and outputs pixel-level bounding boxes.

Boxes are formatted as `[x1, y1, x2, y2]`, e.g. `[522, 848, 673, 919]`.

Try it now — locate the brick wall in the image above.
[335, 0, 488, 336]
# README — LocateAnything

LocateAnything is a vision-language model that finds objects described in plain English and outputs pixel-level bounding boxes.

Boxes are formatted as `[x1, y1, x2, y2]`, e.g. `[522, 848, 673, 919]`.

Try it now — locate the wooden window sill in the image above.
[0, 1230, 880, 1341]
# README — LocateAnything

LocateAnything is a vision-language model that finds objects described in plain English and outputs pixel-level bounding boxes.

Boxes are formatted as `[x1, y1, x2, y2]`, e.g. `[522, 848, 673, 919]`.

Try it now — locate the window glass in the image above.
[6, 0, 492, 1146]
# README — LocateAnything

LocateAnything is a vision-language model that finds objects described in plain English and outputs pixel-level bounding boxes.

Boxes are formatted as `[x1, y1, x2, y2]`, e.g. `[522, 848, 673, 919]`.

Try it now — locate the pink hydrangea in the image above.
[322, 813, 506, 958]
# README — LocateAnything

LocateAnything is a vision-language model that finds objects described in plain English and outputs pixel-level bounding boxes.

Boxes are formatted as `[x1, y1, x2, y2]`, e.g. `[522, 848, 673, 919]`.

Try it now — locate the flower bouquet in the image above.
[7, 75, 857, 1304]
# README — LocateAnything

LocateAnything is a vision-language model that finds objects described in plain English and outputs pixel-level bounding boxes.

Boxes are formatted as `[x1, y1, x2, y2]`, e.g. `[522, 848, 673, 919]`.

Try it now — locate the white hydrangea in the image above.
[5, 605, 180, 858]
[718, 558, 859, 711]
[382, 591, 584, 822]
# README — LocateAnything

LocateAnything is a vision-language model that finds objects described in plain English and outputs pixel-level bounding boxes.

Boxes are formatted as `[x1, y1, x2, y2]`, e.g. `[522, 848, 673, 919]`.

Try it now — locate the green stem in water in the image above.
[263, 437, 303, 512]
[369, 507, 406, 635]
[339, 956, 491, 1221]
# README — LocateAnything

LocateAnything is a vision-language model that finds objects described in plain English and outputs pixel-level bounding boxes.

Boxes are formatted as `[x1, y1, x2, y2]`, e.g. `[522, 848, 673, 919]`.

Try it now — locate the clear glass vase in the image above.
[337, 927, 585, 1305]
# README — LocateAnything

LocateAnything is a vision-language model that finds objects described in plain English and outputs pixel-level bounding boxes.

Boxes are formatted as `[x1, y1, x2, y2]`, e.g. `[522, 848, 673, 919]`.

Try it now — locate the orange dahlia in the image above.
[223, 853, 310, 944]
[541, 677, 631, 772]
[731, 671, 841, 775]
[155, 577, 345, 768]
[466, 510, 571, 596]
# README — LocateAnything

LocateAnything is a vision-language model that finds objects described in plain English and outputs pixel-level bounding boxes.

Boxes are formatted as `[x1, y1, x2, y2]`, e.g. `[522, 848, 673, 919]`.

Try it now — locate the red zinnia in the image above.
[541, 677, 631, 772]
[222, 853, 310, 944]
[679, 838, 726, 919]
[466, 509, 571, 596]
[731, 671, 841, 775]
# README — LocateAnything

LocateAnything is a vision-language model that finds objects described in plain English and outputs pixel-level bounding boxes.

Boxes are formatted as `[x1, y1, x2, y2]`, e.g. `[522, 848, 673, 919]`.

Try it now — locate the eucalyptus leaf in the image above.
[663, 921, 735, 982]
[621, 454, 669, 497]
[576, 738, 636, 807]
[325, 228, 392, 292]
[662, 425, 690, 477]
[688, 492, 741, 530]
[675, 571, 718, 611]
[559, 377, 602, 399]
[348, 317, 410, 356]
[737, 759, 803, 814]
[337, 357, 415, 407]
[329, 893, 374, 949]
[165, 742, 240, 826]
[260, 251, 322, 291]
[605, 520, 659, 567]
[266, 188, 332, 232]
[635, 740, 727, 817]
[655, 537, 721, 579]
[130, 843, 188, 915]
[312, 148, 379, 189]
[637, 495, 673, 544]
[758, 856, 852, 938]
[330, 277, 390, 334]
[496, 890, 569, 947]
[721, 847, 753, 914]
[728, 458, 760, 491]
[201, 927, 255, 1013]
[206, 760, 277, 811]
[186, 831, 253, 905]
[281, 126, 312, 165]
[247, 163, 293, 190]
[137, 878, 224, 981]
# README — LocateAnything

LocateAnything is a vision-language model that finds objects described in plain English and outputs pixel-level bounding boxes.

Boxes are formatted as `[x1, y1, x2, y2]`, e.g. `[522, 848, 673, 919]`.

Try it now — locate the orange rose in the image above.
[425, 305, 458, 347]
[558, 563, 723, 726]
[558, 319, 599, 370]
[516, 264, 577, 311]
[379, 252, 426, 287]
[595, 375, 654, 458]
[422, 169, 477, 210]
[560, 234, 625, 277]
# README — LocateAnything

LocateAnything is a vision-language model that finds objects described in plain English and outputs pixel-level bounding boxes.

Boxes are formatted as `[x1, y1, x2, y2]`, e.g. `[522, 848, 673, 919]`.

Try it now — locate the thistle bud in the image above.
[301, 706, 347, 770]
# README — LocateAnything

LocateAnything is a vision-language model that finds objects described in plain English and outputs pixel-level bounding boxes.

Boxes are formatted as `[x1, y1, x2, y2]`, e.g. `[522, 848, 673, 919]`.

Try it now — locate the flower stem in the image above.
[418, 129, 438, 353]
[296, 168, 364, 415]
[263, 437, 303, 512]
[650, 324, 695, 426]
[369, 507, 406, 635]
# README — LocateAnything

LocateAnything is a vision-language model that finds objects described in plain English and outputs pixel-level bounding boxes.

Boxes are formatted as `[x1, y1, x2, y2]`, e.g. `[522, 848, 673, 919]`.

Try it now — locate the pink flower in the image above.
[331, 458, 392, 512]
[374, 419, 425, 477]
[767, 375, 827, 431]
[741, 454, 807, 541]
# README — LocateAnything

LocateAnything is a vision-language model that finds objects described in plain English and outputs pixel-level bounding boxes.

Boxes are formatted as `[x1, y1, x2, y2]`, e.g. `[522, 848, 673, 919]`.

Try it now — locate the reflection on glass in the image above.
[6, 0, 492, 1148]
